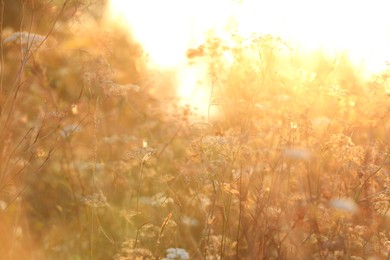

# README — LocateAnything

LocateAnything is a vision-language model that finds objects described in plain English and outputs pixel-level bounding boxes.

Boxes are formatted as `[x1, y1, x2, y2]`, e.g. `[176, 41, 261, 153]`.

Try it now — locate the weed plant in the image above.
[0, 1, 389, 259]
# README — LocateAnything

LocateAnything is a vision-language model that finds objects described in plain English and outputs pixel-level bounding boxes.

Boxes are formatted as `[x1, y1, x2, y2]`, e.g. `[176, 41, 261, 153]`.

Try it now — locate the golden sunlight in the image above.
[235, 0, 390, 74]
[108, 0, 390, 118]
[108, 0, 235, 67]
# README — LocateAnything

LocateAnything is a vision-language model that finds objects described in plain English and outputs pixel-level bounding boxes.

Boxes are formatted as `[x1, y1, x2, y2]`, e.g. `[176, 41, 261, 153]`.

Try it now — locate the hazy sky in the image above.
[109, 0, 390, 74]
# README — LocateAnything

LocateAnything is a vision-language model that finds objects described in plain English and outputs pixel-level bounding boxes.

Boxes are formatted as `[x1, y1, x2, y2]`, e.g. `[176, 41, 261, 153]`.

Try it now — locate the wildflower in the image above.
[81, 191, 108, 208]
[139, 223, 159, 240]
[328, 85, 347, 97]
[143, 139, 148, 148]
[102, 135, 121, 144]
[232, 166, 254, 180]
[201, 135, 233, 153]
[71, 104, 79, 115]
[181, 216, 199, 227]
[199, 195, 211, 211]
[384, 240, 390, 252]
[323, 237, 345, 251]
[220, 182, 240, 196]
[35, 146, 46, 158]
[151, 192, 174, 207]
[125, 146, 156, 164]
[3, 31, 46, 50]
[102, 81, 141, 96]
[163, 248, 189, 260]
[353, 225, 370, 238]
[282, 147, 311, 160]
[329, 198, 359, 213]
[190, 122, 212, 131]
[114, 239, 154, 260]
[60, 124, 81, 139]
[265, 206, 282, 220]
[119, 209, 139, 222]
[290, 121, 298, 129]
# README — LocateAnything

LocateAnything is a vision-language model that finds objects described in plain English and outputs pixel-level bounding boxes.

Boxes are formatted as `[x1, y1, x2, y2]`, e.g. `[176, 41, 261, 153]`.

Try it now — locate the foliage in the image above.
[0, 1, 389, 259]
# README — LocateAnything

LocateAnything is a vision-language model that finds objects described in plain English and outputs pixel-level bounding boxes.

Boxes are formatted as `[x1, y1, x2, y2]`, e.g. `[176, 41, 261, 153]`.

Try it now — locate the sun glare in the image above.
[108, 0, 390, 118]
[108, 0, 235, 67]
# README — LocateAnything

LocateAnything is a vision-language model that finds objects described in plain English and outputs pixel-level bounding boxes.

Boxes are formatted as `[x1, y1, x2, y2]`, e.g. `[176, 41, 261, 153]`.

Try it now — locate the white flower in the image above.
[163, 248, 189, 260]
[60, 124, 81, 139]
[3, 32, 45, 49]
[282, 147, 311, 160]
[329, 198, 359, 213]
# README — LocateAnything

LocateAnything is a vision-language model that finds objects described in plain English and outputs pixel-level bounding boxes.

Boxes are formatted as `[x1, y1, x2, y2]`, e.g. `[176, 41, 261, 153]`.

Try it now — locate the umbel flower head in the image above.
[125, 139, 156, 164]
[3, 31, 46, 50]
[163, 248, 189, 260]
[113, 239, 154, 260]
[81, 191, 108, 208]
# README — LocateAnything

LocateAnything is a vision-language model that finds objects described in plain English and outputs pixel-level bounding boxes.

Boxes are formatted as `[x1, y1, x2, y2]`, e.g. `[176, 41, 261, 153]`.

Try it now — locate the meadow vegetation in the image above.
[0, 1, 389, 259]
